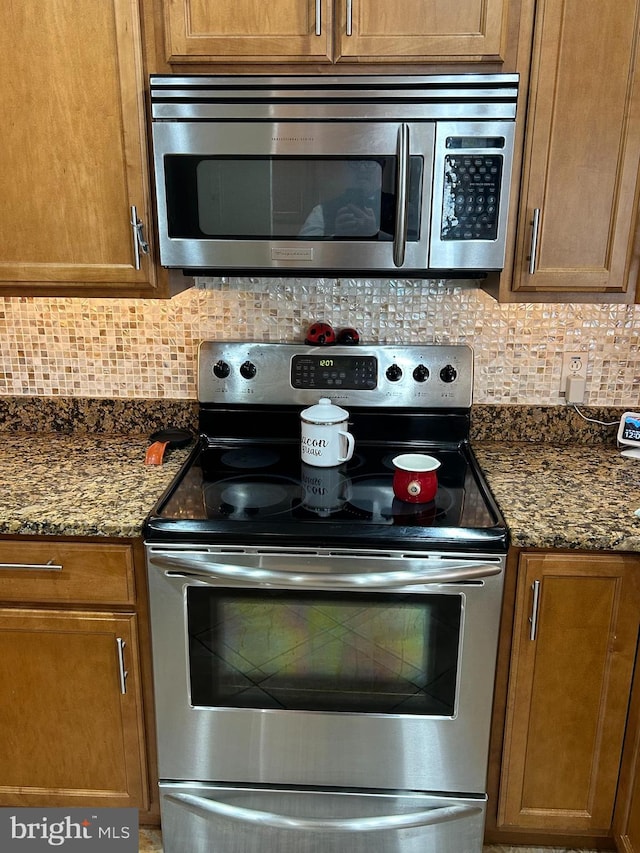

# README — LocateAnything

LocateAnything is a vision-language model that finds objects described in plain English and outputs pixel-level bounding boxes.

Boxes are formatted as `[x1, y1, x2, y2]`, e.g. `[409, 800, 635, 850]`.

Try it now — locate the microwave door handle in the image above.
[393, 123, 410, 268]
[156, 554, 502, 588]
[166, 791, 482, 832]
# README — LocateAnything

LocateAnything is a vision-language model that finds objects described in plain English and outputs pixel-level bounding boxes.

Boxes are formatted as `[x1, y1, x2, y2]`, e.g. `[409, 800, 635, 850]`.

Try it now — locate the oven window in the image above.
[164, 156, 423, 241]
[187, 589, 461, 715]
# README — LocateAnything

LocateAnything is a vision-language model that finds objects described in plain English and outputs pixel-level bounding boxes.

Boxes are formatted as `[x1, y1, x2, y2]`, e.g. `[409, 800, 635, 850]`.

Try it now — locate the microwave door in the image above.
[152, 121, 435, 273]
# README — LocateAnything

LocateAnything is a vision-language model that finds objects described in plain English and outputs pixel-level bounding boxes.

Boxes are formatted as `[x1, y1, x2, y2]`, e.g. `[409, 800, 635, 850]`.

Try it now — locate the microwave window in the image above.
[164, 156, 423, 241]
[187, 588, 462, 715]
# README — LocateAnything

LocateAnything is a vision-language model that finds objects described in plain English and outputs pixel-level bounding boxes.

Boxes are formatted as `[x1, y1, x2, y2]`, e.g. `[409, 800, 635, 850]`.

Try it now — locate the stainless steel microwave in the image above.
[150, 74, 518, 277]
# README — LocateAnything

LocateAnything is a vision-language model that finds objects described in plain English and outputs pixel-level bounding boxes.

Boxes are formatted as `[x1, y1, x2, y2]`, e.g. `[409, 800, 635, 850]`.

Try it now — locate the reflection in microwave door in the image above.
[441, 159, 460, 236]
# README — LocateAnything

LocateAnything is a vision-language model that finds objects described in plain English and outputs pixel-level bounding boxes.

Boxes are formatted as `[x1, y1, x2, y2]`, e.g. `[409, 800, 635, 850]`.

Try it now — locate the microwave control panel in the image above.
[441, 153, 503, 242]
[429, 122, 515, 270]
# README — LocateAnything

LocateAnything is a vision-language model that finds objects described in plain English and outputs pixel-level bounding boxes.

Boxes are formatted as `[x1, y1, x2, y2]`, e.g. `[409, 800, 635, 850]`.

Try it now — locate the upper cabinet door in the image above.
[336, 0, 509, 63]
[510, 0, 640, 299]
[163, 0, 333, 62]
[0, 0, 158, 295]
[162, 0, 512, 65]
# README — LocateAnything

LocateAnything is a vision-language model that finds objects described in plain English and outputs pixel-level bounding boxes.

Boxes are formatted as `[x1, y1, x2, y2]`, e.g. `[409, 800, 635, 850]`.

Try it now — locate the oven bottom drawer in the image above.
[159, 782, 486, 853]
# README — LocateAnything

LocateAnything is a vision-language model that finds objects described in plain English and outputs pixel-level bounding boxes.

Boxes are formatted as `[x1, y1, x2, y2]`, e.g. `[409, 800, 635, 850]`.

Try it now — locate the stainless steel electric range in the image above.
[144, 342, 508, 853]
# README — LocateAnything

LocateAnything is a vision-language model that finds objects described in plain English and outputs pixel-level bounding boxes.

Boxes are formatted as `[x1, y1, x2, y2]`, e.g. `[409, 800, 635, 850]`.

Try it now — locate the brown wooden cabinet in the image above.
[490, 0, 640, 302]
[336, 0, 509, 64]
[161, 0, 514, 65]
[493, 551, 639, 843]
[0, 540, 150, 811]
[615, 640, 640, 852]
[0, 0, 164, 297]
[0, 609, 147, 808]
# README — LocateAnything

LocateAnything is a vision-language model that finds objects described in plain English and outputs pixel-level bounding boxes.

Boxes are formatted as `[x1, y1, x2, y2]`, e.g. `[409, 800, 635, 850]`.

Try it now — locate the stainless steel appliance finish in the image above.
[144, 342, 508, 853]
[158, 784, 487, 853]
[150, 74, 518, 276]
[147, 544, 504, 793]
[198, 341, 473, 407]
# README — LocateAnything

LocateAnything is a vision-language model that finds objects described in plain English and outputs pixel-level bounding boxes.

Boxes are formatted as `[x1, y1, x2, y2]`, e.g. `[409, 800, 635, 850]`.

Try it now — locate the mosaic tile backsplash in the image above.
[1, 278, 640, 405]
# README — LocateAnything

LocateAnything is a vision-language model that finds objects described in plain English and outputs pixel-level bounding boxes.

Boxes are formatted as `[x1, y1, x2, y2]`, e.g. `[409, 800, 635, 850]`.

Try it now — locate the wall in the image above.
[1, 278, 639, 405]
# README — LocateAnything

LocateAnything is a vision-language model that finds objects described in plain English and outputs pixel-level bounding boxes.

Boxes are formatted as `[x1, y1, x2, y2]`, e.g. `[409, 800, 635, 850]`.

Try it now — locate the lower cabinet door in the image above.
[0, 608, 148, 808]
[498, 552, 638, 836]
[616, 718, 640, 852]
[615, 636, 640, 853]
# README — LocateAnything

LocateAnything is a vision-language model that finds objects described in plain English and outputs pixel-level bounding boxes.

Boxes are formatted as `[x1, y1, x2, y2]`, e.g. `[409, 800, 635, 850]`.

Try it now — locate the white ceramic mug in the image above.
[300, 398, 355, 468]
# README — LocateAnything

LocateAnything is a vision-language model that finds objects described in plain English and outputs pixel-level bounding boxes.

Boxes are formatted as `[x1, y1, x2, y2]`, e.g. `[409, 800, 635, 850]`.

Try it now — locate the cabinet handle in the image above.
[315, 0, 321, 35]
[529, 579, 541, 641]
[346, 0, 353, 35]
[116, 637, 128, 695]
[0, 560, 62, 571]
[528, 207, 541, 275]
[130, 205, 150, 270]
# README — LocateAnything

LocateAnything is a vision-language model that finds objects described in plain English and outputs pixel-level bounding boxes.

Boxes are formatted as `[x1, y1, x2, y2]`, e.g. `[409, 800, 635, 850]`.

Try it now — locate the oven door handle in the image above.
[165, 791, 482, 831]
[155, 554, 502, 588]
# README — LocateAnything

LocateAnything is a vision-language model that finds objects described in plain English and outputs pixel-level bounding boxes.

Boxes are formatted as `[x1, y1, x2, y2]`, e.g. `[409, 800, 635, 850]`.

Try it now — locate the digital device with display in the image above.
[617, 411, 640, 458]
[291, 354, 377, 390]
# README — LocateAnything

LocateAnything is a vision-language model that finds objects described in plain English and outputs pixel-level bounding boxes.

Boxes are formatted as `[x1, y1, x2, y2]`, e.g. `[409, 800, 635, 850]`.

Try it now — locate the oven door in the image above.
[146, 546, 505, 795]
[151, 121, 433, 272]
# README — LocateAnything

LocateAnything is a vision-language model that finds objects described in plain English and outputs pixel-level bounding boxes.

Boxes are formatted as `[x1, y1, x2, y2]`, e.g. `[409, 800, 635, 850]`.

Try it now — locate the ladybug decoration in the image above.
[304, 322, 336, 346]
[337, 327, 360, 346]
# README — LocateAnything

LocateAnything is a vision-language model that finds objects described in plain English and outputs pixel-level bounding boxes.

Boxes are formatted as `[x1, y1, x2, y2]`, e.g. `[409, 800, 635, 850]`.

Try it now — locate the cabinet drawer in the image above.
[0, 541, 135, 605]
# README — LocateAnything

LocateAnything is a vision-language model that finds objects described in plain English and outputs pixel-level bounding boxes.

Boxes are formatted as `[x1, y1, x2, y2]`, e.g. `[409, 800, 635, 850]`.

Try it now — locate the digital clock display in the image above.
[617, 412, 640, 458]
[291, 354, 377, 390]
[618, 412, 640, 445]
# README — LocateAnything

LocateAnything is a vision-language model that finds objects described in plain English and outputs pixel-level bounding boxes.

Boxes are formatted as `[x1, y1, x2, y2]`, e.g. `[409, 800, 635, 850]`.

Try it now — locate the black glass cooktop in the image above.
[145, 439, 508, 552]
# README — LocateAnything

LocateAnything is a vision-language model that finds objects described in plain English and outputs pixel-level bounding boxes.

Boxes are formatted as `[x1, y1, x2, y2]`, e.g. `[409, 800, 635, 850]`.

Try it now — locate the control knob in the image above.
[440, 364, 458, 383]
[212, 360, 230, 379]
[240, 360, 257, 380]
[385, 364, 403, 382]
[412, 364, 430, 383]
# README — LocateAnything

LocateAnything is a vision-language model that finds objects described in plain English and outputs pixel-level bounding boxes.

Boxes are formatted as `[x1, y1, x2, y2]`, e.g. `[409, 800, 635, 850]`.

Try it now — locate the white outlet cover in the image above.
[560, 352, 587, 389]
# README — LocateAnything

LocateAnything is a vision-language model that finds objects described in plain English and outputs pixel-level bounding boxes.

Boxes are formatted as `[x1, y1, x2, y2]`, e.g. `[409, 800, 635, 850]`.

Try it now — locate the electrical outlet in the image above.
[560, 352, 588, 402]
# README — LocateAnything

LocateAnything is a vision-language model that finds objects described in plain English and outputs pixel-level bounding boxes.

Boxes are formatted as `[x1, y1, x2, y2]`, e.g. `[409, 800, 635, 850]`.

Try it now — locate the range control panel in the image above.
[199, 343, 473, 408]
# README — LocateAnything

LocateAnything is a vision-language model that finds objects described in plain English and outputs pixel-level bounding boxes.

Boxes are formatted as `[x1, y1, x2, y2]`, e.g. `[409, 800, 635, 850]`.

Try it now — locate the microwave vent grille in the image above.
[150, 74, 519, 121]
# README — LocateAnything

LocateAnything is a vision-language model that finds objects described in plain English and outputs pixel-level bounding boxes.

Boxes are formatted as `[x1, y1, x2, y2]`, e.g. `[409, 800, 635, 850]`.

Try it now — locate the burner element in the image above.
[206, 476, 300, 520]
[345, 477, 394, 522]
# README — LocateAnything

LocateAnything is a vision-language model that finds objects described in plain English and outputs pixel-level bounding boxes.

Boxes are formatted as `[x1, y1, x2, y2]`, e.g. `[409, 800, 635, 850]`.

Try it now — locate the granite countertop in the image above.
[2, 434, 637, 551]
[0, 433, 192, 538]
[0, 397, 638, 552]
[474, 441, 640, 552]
